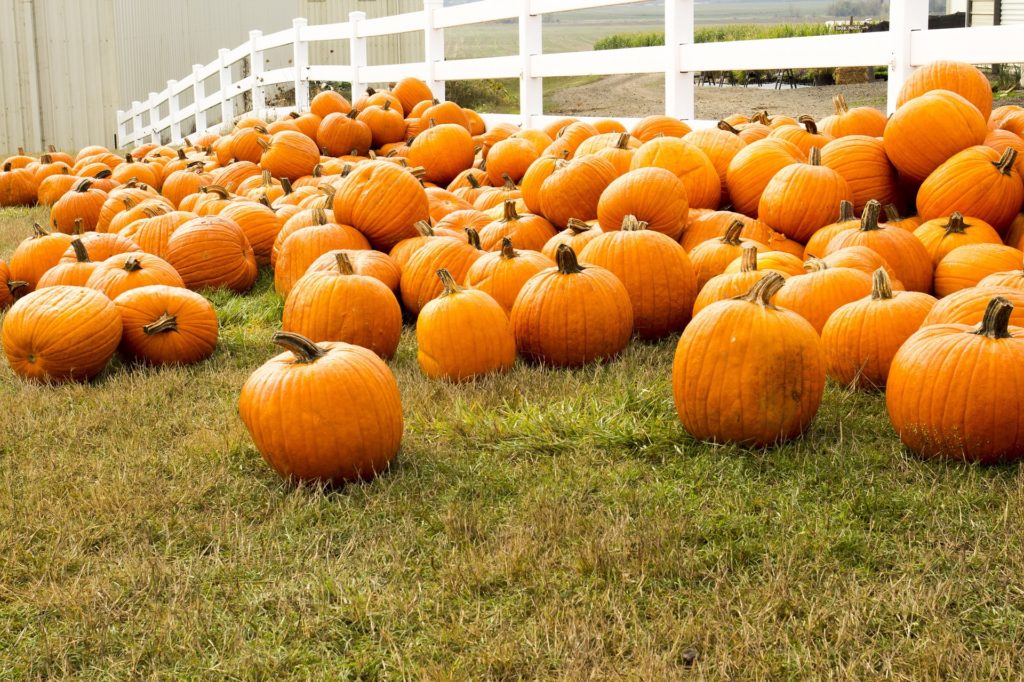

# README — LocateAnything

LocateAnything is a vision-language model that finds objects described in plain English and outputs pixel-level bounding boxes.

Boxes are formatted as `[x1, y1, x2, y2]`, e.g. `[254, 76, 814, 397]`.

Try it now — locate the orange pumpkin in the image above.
[408, 121, 475, 185]
[8, 224, 75, 292]
[400, 228, 483, 315]
[114, 284, 219, 366]
[912, 213, 1002, 266]
[630, 137, 720, 210]
[757, 147, 852, 243]
[896, 60, 993, 120]
[477, 201, 557, 252]
[772, 258, 873, 334]
[916, 147, 1023, 234]
[596, 167, 689, 240]
[538, 155, 618, 228]
[818, 94, 887, 138]
[933, 243, 1024, 297]
[164, 216, 258, 293]
[333, 161, 429, 251]
[689, 220, 767, 290]
[819, 135, 900, 214]
[726, 138, 804, 216]
[36, 238, 99, 288]
[464, 238, 555, 314]
[86, 251, 185, 299]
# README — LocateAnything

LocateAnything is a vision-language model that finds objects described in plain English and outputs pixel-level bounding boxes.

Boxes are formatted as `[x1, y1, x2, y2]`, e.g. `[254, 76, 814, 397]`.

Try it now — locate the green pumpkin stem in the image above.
[974, 297, 1014, 339]
[739, 244, 759, 272]
[722, 220, 745, 245]
[465, 227, 481, 250]
[143, 313, 178, 335]
[70, 238, 90, 263]
[860, 200, 883, 232]
[871, 267, 893, 300]
[436, 268, 462, 296]
[740, 271, 785, 306]
[555, 244, 585, 275]
[273, 331, 327, 363]
[500, 237, 517, 260]
[995, 147, 1018, 175]
[334, 252, 354, 275]
[943, 213, 968, 235]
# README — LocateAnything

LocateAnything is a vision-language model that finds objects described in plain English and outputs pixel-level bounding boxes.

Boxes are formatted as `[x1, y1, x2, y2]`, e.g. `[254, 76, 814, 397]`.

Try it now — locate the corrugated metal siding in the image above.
[0, 0, 41, 152]
[971, 0, 996, 25]
[1002, 0, 1024, 23]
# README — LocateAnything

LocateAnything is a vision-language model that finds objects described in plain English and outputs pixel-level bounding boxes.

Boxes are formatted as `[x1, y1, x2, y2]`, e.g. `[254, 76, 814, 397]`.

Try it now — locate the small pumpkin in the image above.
[629, 137, 720, 210]
[273, 211, 371, 296]
[818, 94, 887, 138]
[464, 237, 555, 313]
[478, 200, 557, 252]
[692, 244, 769, 317]
[541, 219, 603, 260]
[8, 224, 75, 292]
[408, 120, 476, 185]
[304, 249, 402, 295]
[538, 155, 618, 228]
[259, 130, 320, 181]
[37, 238, 98, 288]
[114, 284, 218, 366]
[50, 179, 107, 233]
[689, 220, 767, 291]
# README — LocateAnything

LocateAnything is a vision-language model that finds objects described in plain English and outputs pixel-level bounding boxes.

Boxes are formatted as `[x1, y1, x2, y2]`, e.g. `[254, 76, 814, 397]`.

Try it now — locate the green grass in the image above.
[594, 23, 838, 51]
[2, 205, 1024, 677]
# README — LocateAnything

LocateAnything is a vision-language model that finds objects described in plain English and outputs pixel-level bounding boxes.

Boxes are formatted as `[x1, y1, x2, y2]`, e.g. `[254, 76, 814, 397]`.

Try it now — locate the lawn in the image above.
[2, 205, 1024, 678]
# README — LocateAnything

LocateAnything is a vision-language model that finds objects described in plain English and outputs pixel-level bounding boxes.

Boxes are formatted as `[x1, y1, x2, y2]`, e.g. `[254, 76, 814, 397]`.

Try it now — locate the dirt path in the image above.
[548, 74, 890, 120]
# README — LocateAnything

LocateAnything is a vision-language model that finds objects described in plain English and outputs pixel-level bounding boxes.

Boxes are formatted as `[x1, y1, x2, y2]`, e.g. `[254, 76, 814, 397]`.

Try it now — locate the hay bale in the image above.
[834, 67, 873, 85]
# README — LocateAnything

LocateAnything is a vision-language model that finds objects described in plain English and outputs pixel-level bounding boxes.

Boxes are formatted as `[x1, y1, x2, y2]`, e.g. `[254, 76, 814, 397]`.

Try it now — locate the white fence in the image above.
[115, 0, 1024, 148]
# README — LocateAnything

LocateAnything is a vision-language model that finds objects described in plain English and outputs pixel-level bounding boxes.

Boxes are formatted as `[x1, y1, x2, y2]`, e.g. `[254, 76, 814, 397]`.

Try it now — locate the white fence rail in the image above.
[115, 0, 1024, 148]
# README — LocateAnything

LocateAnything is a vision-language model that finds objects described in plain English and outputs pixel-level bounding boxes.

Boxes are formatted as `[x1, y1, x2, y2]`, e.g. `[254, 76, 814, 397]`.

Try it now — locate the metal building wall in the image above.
[970, 0, 1024, 24]
[0, 0, 42, 152]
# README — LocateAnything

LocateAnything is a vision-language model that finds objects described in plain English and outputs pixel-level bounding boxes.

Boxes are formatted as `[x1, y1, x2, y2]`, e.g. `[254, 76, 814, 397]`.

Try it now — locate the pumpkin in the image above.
[485, 137, 540, 185]
[672, 273, 825, 446]
[818, 94, 887, 138]
[272, 208, 337, 267]
[8, 224, 75, 292]
[304, 249, 402, 295]
[118, 209, 195, 259]
[86, 252, 184, 299]
[434, 209, 491, 237]
[882, 204, 922, 232]
[464, 238, 555, 314]
[511, 244, 633, 367]
[772, 257, 873, 334]
[273, 213, 371, 296]
[400, 228, 483, 315]
[36, 172, 81, 206]
[541, 218, 603, 260]
[543, 121, 600, 159]
[822, 268, 936, 390]
[896, 60, 993, 120]
[417, 269, 516, 380]
[913, 213, 1002, 266]
[164, 216, 257, 293]
[916, 147, 1023, 234]
[392, 77, 433, 114]
[718, 118, 771, 144]
[0, 260, 17, 308]
[358, 101, 407, 147]
[310, 89, 352, 118]
[679, 210, 775, 252]
[520, 155, 562, 215]
[211, 160, 261, 194]
[1004, 213, 1024, 249]
[478, 200, 557, 252]
[162, 167, 213, 207]
[50, 178, 106, 233]
[887, 297, 1024, 462]
[824, 201, 933, 293]
[803, 200, 859, 260]
[258, 130, 320, 181]
[388, 221, 446, 271]
[883, 89, 988, 183]
[594, 132, 639, 175]
[923, 285, 1024, 327]
[629, 137, 720, 209]
[769, 115, 833, 155]
[1, 285, 122, 383]
[317, 110, 372, 156]
[538, 155, 618, 228]
[238, 331, 403, 484]
[984, 129, 1024, 176]
[114, 284, 218, 366]
[821, 245, 900, 284]
[408, 121, 475, 185]
[233, 125, 271, 163]
[819, 135, 900, 214]
[0, 162, 37, 206]
[419, 100, 469, 131]
[217, 201, 281, 266]
[684, 127, 747, 204]
[37, 238, 98, 288]
[282, 252, 402, 359]
[722, 250, 805, 278]
[692, 244, 769, 317]
[933, 243, 1024, 297]
[579, 215, 698, 339]
[630, 115, 691, 141]
[978, 258, 1024, 290]
[596, 167, 689, 240]
[333, 161, 430, 251]
[726, 138, 804, 215]
[689, 220, 767, 290]
[758, 147, 852, 243]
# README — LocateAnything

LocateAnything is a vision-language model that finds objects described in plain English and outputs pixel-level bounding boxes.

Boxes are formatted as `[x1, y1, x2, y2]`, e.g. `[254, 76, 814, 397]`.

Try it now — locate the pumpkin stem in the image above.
[436, 268, 463, 296]
[739, 244, 759, 272]
[883, 203, 903, 223]
[833, 93, 849, 115]
[382, 100, 392, 111]
[501, 200, 520, 222]
[272, 331, 327, 364]
[797, 114, 818, 135]
[256, 138, 271, 152]
[860, 200, 883, 232]
[122, 197, 137, 211]
[313, 208, 328, 225]
[717, 120, 741, 134]
[95, 169, 112, 179]
[803, 256, 827, 273]
[465, 227, 482, 250]
[143, 313, 178, 335]
[722, 220, 744, 245]
[837, 199, 855, 223]
[122, 255, 142, 272]
[124, 153, 134, 164]
[17, 147, 24, 155]
[288, 111, 301, 119]
[621, 214, 648, 231]
[414, 220, 434, 237]
[341, 163, 353, 178]
[500, 237, 517, 260]
[752, 110, 770, 125]
[281, 178, 293, 195]
[176, 149, 188, 160]
[808, 147, 821, 166]
[205, 185, 231, 199]
[40, 154, 52, 164]
[566, 218, 592, 235]
[555, 244, 585, 275]
[31, 223, 48, 238]
[943, 213, 969, 235]
[502, 174, 516, 191]
[870, 267, 893, 300]
[427, 117, 436, 128]
[995, 147, 1018, 175]
[312, 163, 323, 178]
[612, 132, 630, 149]
[258, 195, 272, 208]
[739, 271, 785, 306]
[467, 174, 481, 189]
[73, 218, 84, 235]
[346, 109, 359, 120]
[75, 178, 94, 192]
[334, 251, 354, 275]
[974, 297, 1014, 340]
[70, 238, 90, 263]
[8, 280, 28, 296]
[261, 169, 273, 186]
[2, 162, 11, 172]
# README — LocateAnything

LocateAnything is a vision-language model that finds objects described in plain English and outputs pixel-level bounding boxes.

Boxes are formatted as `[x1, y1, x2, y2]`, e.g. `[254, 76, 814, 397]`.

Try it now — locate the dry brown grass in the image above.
[1, 206, 1024, 679]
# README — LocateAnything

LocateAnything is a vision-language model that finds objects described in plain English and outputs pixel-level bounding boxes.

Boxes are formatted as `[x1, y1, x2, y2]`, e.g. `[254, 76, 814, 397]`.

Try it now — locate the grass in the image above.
[2, 204, 1024, 677]
[594, 23, 838, 51]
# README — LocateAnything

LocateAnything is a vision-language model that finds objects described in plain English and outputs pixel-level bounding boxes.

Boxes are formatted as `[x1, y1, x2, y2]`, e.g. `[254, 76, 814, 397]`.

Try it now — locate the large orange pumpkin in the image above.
[259, 130, 320, 181]
[896, 60, 993, 120]
[400, 228, 483, 315]
[36, 238, 99, 288]
[819, 135, 900, 214]
[408, 121, 475, 185]
[164, 216, 258, 293]
[916, 147, 1023, 234]
[8, 224, 75, 292]
[114, 284, 219, 366]
[725, 138, 804, 216]
[757, 147, 852, 243]
[538, 155, 618, 228]
[596, 167, 689, 240]
[913, 213, 1002, 266]
[923, 285, 1024, 328]
[273, 214, 371, 297]
[332, 161, 430, 251]
[772, 258, 873, 334]
[933, 243, 1024, 297]
[629, 137, 720, 209]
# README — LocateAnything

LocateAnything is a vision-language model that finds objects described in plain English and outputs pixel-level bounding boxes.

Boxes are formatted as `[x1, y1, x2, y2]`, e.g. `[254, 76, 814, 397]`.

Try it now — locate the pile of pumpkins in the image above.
[2, 62, 1024, 485]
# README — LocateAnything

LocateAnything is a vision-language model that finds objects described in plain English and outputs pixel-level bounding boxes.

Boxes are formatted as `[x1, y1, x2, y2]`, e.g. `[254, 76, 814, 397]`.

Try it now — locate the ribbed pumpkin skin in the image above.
[689, 224, 767, 290]
[822, 272, 936, 389]
[757, 151, 852, 243]
[579, 226, 697, 339]
[629, 137, 720, 210]
[916, 146, 1024, 233]
[923, 286, 1024, 327]
[630, 115, 692, 142]
[672, 275, 825, 446]
[9, 227, 75, 292]
[464, 243, 554, 313]
[114, 285, 219, 366]
[539, 156, 618, 229]
[913, 214, 1002, 266]
[933, 243, 1024, 297]
[0, 165, 37, 206]
[772, 263, 873, 334]
[332, 161, 430, 251]
[511, 247, 633, 367]
[818, 95, 887, 138]
[273, 222, 371, 296]
[726, 138, 804, 216]
[37, 241, 98, 288]
[2, 286, 122, 382]
[520, 156, 561, 215]
[260, 131, 320, 181]
[978, 269, 1024, 290]
[886, 301, 1024, 463]
[317, 112, 372, 156]
[218, 202, 282, 266]
[819, 136, 900, 214]
[408, 123, 476, 185]
[86, 252, 185, 299]
[417, 276, 516, 381]
[896, 60, 993, 120]
[822, 245, 899, 282]
[596, 168, 689, 239]
[62, 231, 139, 263]
[680, 211, 774, 252]
[0, 260, 14, 309]
[883, 90, 988, 183]
[238, 336, 404, 483]
[541, 221, 602, 260]
[305, 249, 402, 294]
[165, 217, 258, 293]
[477, 202, 557, 252]
[400, 235, 482, 315]
[723, 250, 805, 277]
[282, 263, 402, 360]
[50, 181, 106, 233]
[683, 127, 747, 204]
[118, 210, 196, 260]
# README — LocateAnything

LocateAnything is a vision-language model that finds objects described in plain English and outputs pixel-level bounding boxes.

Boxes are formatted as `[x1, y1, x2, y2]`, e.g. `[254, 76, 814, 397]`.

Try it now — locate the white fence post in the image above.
[349, 11, 367, 100]
[293, 18, 310, 110]
[518, 0, 542, 129]
[131, 101, 143, 148]
[192, 64, 207, 134]
[249, 30, 267, 118]
[423, 0, 445, 100]
[168, 80, 181, 142]
[888, 0, 928, 114]
[148, 92, 160, 144]
[218, 48, 234, 128]
[665, 0, 695, 120]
